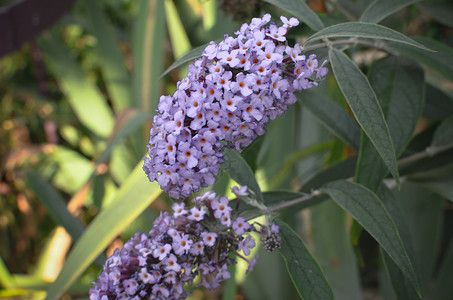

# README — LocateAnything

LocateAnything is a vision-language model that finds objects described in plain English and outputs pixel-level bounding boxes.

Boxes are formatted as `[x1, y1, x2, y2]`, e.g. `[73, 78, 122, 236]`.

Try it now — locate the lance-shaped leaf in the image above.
[38, 33, 114, 138]
[424, 84, 453, 120]
[418, 1, 453, 28]
[356, 57, 424, 191]
[305, 23, 431, 51]
[329, 48, 399, 183]
[263, 0, 324, 31]
[44, 163, 161, 300]
[130, 0, 165, 154]
[379, 185, 420, 299]
[277, 219, 334, 300]
[164, 0, 191, 59]
[311, 201, 362, 300]
[161, 44, 206, 78]
[132, 0, 165, 112]
[432, 115, 453, 147]
[321, 180, 421, 297]
[95, 110, 154, 165]
[82, 0, 132, 112]
[26, 171, 85, 242]
[431, 237, 453, 299]
[390, 37, 453, 81]
[360, 0, 422, 24]
[301, 156, 357, 193]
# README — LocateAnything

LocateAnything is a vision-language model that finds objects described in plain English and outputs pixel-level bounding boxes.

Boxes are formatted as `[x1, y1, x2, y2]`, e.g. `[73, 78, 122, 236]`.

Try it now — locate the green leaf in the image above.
[82, 0, 132, 112]
[258, 104, 299, 190]
[417, 179, 453, 203]
[130, 0, 165, 156]
[160, 44, 206, 78]
[305, 23, 432, 51]
[360, 0, 422, 23]
[269, 140, 334, 190]
[394, 182, 444, 293]
[262, 0, 324, 31]
[379, 185, 420, 299]
[132, 0, 165, 112]
[391, 37, 453, 81]
[277, 219, 334, 300]
[222, 149, 263, 202]
[25, 171, 85, 241]
[356, 57, 424, 191]
[37, 146, 94, 195]
[300, 91, 360, 152]
[321, 180, 421, 297]
[424, 84, 453, 120]
[432, 115, 453, 147]
[164, 0, 191, 59]
[418, 0, 453, 28]
[381, 251, 420, 300]
[222, 263, 237, 300]
[431, 237, 453, 300]
[44, 163, 161, 300]
[0, 256, 14, 289]
[38, 33, 115, 138]
[369, 56, 424, 154]
[329, 48, 399, 183]
[95, 110, 154, 165]
[311, 201, 362, 300]
[301, 156, 357, 193]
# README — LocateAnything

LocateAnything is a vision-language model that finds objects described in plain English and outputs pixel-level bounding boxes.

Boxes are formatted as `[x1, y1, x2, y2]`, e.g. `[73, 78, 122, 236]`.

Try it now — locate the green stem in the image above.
[304, 38, 399, 56]
[397, 144, 453, 167]
[246, 144, 453, 220]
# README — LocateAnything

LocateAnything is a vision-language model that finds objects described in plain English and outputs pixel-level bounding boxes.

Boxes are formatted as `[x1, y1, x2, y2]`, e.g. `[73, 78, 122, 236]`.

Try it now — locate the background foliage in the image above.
[1, 0, 453, 299]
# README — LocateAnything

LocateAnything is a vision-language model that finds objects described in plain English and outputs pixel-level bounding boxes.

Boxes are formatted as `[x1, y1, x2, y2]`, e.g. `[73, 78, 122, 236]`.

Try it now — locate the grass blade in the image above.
[44, 163, 161, 300]
[38, 33, 114, 138]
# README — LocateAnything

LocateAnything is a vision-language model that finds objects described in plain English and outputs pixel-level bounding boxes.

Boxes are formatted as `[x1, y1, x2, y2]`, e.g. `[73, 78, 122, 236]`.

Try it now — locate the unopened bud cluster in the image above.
[90, 187, 279, 300]
[143, 14, 328, 199]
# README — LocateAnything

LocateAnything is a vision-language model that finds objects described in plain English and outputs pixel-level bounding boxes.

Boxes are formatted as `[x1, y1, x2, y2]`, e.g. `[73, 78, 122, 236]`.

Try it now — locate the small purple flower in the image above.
[172, 202, 187, 217]
[233, 217, 251, 235]
[238, 235, 256, 256]
[189, 241, 204, 256]
[153, 243, 172, 260]
[188, 206, 206, 221]
[280, 16, 299, 28]
[164, 254, 182, 272]
[201, 231, 217, 247]
[232, 185, 249, 197]
[123, 279, 138, 295]
[211, 196, 232, 219]
[172, 233, 193, 255]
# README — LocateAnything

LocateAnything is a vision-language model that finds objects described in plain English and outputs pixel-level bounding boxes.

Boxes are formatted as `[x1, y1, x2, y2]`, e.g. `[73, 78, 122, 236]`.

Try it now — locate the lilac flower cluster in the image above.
[90, 187, 278, 300]
[143, 14, 328, 199]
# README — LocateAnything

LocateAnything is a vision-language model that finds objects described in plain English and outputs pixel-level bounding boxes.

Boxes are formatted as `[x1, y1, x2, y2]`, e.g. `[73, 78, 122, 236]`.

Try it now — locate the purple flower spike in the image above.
[143, 14, 328, 199]
[90, 187, 278, 300]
